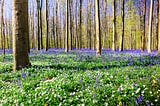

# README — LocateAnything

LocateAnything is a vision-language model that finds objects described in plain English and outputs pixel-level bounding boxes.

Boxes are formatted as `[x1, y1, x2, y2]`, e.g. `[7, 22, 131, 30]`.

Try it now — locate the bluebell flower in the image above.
[96, 77, 99, 84]
[137, 95, 143, 103]
[126, 75, 129, 80]
[21, 72, 26, 78]
[157, 78, 160, 81]
[79, 77, 82, 83]
[146, 101, 151, 106]
[17, 80, 22, 86]
[93, 93, 96, 98]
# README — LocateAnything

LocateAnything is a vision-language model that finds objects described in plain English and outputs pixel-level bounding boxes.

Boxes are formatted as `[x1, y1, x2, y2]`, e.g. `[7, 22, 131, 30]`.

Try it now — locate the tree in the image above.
[45, 0, 49, 51]
[95, 0, 101, 56]
[158, 0, 160, 54]
[36, 0, 40, 50]
[112, 0, 116, 51]
[12, 0, 31, 71]
[79, 0, 83, 49]
[69, 0, 73, 50]
[148, 0, 154, 53]
[40, 0, 43, 49]
[143, 0, 146, 51]
[119, 0, 125, 51]
[1, 0, 5, 55]
[65, 0, 69, 52]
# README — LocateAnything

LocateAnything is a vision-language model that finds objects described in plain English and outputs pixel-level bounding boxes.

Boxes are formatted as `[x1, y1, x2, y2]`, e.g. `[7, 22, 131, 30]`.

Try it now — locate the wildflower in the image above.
[93, 93, 96, 98]
[146, 101, 151, 106]
[17, 80, 22, 86]
[137, 95, 143, 103]
[21, 72, 26, 78]
[136, 88, 140, 94]
[126, 75, 129, 80]
[96, 77, 99, 84]
[79, 77, 82, 83]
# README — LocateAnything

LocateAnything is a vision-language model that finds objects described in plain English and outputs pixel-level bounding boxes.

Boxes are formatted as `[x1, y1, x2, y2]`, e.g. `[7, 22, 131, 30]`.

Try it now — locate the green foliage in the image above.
[0, 51, 160, 105]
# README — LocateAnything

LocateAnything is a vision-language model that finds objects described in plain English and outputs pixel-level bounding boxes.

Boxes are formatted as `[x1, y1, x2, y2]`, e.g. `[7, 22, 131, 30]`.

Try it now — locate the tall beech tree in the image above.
[120, 0, 125, 51]
[65, 0, 69, 52]
[12, 0, 31, 71]
[148, 0, 154, 53]
[158, 0, 160, 54]
[95, 0, 101, 56]
[1, 0, 5, 55]
[112, 0, 116, 51]
[45, 0, 49, 51]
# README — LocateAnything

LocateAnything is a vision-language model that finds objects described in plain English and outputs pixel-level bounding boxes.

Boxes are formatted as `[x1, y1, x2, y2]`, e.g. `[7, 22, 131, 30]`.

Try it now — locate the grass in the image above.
[0, 49, 160, 106]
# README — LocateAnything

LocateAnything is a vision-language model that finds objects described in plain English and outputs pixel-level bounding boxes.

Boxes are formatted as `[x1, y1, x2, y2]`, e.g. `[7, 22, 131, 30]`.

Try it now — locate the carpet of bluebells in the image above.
[0, 49, 160, 106]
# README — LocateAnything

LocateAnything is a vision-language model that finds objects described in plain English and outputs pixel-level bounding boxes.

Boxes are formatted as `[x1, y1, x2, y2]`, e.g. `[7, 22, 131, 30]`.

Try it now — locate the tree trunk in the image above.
[12, 0, 31, 71]
[95, 0, 101, 56]
[79, 0, 83, 49]
[148, 0, 153, 53]
[1, 0, 5, 55]
[119, 0, 125, 51]
[158, 0, 160, 54]
[65, 0, 69, 52]
[112, 0, 116, 51]
[45, 0, 49, 51]
[142, 0, 146, 51]
[69, 0, 73, 50]
[36, 0, 40, 50]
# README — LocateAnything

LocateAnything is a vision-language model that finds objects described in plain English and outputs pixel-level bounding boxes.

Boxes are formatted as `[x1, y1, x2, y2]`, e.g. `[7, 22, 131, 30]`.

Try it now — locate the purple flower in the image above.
[93, 93, 96, 98]
[126, 75, 129, 80]
[157, 78, 160, 81]
[96, 77, 99, 84]
[17, 80, 22, 86]
[21, 72, 26, 78]
[79, 77, 82, 83]
[137, 95, 143, 103]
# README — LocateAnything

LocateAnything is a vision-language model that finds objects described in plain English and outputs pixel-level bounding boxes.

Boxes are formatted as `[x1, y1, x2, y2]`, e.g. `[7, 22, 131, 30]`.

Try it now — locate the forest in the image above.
[0, 0, 160, 105]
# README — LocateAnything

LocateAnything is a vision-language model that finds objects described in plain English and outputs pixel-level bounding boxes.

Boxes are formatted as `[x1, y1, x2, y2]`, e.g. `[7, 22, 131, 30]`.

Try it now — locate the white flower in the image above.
[105, 102, 108, 106]
[155, 99, 158, 102]
[136, 88, 140, 94]
[150, 91, 152, 94]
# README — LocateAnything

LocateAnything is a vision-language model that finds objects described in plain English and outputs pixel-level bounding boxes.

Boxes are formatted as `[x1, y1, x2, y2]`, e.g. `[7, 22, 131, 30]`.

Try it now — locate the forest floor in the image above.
[0, 49, 160, 106]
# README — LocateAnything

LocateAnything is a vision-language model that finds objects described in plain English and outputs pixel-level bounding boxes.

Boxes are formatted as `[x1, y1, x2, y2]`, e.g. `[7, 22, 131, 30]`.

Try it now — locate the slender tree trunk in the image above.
[142, 0, 146, 51]
[120, 0, 125, 51]
[45, 0, 49, 51]
[65, 0, 69, 52]
[36, 0, 40, 50]
[148, 0, 153, 53]
[39, 0, 43, 49]
[112, 0, 116, 51]
[12, 0, 31, 71]
[95, 0, 101, 56]
[56, 2, 59, 48]
[69, 0, 73, 50]
[1, 0, 5, 55]
[79, 0, 83, 49]
[158, 0, 160, 54]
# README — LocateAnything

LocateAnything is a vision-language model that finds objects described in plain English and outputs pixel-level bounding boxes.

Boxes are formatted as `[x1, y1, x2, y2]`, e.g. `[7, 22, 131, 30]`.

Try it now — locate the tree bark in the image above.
[148, 0, 153, 53]
[1, 0, 5, 55]
[119, 0, 125, 51]
[36, 0, 40, 50]
[95, 0, 101, 56]
[158, 0, 160, 54]
[45, 0, 49, 51]
[112, 0, 116, 51]
[65, 0, 69, 52]
[12, 0, 31, 71]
